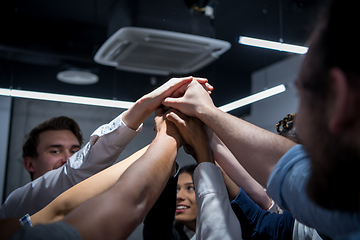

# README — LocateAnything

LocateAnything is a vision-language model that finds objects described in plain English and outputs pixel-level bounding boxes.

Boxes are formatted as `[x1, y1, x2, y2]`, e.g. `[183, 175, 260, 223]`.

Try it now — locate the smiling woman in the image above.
[174, 164, 198, 239]
[142, 163, 198, 240]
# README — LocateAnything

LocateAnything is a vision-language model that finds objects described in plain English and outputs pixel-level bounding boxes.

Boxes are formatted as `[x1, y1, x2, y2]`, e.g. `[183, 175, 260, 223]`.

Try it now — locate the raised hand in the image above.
[140, 76, 210, 113]
[170, 78, 213, 98]
[153, 108, 184, 149]
[163, 80, 216, 119]
[165, 109, 213, 164]
[123, 76, 212, 131]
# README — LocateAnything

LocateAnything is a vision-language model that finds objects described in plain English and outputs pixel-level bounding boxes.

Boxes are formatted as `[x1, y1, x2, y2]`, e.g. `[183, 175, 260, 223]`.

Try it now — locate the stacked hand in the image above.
[141, 76, 213, 113]
[165, 109, 213, 164]
[163, 79, 216, 119]
[153, 108, 184, 149]
[151, 76, 216, 164]
[123, 76, 213, 131]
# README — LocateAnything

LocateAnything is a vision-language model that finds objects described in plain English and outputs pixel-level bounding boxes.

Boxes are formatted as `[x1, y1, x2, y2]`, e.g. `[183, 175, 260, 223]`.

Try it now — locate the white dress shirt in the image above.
[0, 112, 142, 219]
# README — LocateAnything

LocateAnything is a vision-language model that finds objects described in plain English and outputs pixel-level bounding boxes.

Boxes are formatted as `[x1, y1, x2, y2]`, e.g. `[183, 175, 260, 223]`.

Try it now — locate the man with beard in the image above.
[162, 0, 360, 239]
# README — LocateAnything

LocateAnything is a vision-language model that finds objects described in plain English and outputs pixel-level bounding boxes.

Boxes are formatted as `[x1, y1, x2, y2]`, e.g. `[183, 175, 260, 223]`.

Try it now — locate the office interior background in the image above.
[0, 0, 327, 238]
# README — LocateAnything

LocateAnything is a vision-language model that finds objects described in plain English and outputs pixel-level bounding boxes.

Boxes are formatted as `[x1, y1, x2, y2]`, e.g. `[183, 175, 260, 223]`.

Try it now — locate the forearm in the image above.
[211, 136, 272, 209]
[217, 159, 271, 209]
[63, 134, 178, 240]
[218, 165, 241, 201]
[199, 106, 295, 186]
[31, 145, 149, 225]
[66, 112, 141, 187]
[122, 98, 152, 131]
[194, 140, 213, 164]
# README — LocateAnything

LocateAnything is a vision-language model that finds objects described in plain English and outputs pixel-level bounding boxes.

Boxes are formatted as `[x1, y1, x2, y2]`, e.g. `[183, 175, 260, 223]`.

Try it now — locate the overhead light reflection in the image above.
[0, 88, 134, 109]
[218, 84, 286, 112]
[0, 84, 285, 113]
[238, 36, 308, 54]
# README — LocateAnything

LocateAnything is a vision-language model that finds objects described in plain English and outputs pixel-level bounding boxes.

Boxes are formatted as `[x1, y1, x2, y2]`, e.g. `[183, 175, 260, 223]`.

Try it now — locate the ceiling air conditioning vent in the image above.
[94, 27, 231, 75]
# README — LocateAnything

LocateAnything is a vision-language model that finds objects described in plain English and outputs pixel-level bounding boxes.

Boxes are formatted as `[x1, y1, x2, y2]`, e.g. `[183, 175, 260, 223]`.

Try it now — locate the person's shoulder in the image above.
[276, 144, 310, 169]
[0, 185, 27, 218]
[3, 183, 30, 203]
[285, 144, 308, 158]
[0, 176, 46, 214]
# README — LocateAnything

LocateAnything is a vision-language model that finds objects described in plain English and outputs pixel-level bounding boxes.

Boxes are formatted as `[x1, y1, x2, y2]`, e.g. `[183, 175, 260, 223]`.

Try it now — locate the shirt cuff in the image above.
[91, 112, 143, 138]
[19, 214, 32, 227]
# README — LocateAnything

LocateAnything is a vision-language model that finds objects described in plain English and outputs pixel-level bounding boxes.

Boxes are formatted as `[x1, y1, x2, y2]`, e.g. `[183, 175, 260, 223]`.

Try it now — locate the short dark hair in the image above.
[22, 116, 83, 160]
[302, 0, 360, 100]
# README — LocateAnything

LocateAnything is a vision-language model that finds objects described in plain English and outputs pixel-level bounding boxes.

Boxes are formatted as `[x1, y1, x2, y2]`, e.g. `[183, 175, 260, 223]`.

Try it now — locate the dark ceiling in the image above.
[0, 0, 327, 117]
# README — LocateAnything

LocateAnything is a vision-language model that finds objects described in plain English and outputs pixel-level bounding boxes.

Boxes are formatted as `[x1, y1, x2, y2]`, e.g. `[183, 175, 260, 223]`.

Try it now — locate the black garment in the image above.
[172, 224, 190, 240]
[9, 221, 81, 240]
[143, 174, 181, 240]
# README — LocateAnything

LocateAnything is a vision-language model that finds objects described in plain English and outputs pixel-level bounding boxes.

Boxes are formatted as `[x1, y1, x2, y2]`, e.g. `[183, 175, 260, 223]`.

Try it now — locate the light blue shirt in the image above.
[267, 145, 360, 239]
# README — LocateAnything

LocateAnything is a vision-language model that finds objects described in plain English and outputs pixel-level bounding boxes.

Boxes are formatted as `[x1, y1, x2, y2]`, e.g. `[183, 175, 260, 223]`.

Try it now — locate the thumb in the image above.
[162, 97, 183, 110]
[165, 111, 185, 129]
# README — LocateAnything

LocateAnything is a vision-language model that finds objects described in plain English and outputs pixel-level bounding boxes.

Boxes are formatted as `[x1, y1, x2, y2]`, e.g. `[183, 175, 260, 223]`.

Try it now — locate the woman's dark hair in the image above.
[178, 164, 197, 182]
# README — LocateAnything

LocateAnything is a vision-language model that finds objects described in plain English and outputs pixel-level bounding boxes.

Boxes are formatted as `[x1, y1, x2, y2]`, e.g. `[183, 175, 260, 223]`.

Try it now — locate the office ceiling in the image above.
[0, 0, 327, 117]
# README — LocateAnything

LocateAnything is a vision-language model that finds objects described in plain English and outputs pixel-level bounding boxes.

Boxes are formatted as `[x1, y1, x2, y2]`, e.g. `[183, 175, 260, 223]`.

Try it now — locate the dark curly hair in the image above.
[275, 113, 299, 144]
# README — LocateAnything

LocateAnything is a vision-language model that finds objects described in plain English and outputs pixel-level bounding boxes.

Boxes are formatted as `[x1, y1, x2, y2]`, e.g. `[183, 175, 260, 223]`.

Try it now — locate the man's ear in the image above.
[328, 67, 357, 135]
[23, 157, 35, 173]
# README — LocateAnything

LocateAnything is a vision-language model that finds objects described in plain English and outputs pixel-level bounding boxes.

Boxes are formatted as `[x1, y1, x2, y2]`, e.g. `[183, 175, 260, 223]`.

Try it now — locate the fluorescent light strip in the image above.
[0, 84, 285, 113]
[239, 36, 308, 54]
[218, 84, 286, 112]
[0, 88, 134, 109]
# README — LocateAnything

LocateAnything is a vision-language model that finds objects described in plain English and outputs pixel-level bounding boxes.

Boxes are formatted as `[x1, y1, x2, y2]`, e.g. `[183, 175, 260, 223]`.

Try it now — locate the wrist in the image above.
[156, 129, 181, 149]
[196, 103, 217, 124]
[135, 96, 154, 115]
[194, 142, 213, 164]
[122, 99, 152, 130]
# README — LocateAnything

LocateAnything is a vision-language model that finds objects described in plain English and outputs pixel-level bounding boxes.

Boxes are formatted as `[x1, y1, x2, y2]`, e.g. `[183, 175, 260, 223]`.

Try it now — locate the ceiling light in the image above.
[56, 70, 99, 85]
[238, 36, 308, 54]
[0, 84, 285, 113]
[0, 88, 133, 109]
[218, 84, 286, 112]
